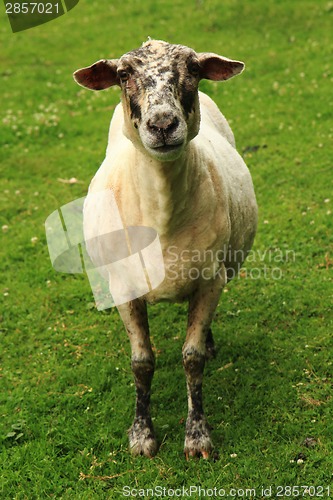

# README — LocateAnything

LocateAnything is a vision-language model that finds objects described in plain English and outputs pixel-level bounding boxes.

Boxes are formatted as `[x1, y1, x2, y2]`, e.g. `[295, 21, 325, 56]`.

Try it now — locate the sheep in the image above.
[73, 39, 258, 459]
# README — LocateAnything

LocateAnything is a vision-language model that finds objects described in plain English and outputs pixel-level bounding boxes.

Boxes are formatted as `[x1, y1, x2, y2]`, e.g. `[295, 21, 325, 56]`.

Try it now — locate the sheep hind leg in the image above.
[117, 299, 158, 458]
[205, 328, 216, 360]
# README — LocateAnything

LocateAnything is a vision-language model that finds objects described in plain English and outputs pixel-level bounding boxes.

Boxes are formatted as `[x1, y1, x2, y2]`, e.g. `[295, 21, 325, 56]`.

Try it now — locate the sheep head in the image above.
[74, 40, 244, 161]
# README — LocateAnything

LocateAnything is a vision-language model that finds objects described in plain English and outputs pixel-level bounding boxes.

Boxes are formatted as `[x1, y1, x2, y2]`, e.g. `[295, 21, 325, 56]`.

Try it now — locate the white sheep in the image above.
[74, 39, 258, 459]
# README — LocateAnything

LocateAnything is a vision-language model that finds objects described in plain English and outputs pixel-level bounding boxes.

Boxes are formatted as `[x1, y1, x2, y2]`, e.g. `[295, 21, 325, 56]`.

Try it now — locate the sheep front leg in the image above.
[183, 268, 226, 459]
[117, 299, 158, 457]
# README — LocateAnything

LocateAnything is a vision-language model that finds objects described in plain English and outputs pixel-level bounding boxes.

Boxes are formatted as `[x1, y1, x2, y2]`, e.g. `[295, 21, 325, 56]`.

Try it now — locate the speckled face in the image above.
[117, 40, 201, 161]
[74, 40, 245, 160]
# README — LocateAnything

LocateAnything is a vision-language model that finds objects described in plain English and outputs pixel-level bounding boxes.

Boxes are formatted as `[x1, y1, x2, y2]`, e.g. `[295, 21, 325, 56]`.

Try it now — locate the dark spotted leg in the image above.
[117, 299, 158, 457]
[183, 346, 210, 459]
[183, 268, 225, 459]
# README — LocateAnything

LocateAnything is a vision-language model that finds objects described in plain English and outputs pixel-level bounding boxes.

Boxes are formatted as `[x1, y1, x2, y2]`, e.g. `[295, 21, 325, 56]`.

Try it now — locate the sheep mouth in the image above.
[152, 143, 184, 154]
[144, 139, 185, 160]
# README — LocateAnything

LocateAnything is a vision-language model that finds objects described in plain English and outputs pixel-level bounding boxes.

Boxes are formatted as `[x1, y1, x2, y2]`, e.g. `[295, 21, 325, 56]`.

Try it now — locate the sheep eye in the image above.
[118, 70, 129, 82]
[188, 61, 200, 77]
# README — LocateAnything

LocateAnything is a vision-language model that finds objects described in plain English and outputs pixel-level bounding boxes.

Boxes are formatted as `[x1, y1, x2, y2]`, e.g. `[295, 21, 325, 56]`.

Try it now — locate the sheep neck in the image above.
[132, 145, 198, 237]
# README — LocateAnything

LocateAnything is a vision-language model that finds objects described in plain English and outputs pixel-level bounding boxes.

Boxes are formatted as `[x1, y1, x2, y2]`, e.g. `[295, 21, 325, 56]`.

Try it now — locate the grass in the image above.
[1, 0, 332, 498]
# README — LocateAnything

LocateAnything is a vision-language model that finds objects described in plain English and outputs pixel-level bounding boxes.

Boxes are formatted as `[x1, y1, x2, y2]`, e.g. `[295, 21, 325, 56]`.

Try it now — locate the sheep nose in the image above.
[147, 116, 179, 134]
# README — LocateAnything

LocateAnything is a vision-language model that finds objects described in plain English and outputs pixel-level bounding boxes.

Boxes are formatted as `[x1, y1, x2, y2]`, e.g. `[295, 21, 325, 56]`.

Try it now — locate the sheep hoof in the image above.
[184, 417, 213, 459]
[184, 449, 211, 460]
[128, 418, 158, 458]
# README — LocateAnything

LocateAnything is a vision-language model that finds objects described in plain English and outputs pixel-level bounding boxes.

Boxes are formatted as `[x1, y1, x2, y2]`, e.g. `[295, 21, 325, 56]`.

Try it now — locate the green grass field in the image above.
[1, 0, 332, 498]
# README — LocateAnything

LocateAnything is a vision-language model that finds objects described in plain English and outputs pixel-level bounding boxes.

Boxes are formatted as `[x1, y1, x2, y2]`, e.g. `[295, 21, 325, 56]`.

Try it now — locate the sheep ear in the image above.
[73, 59, 119, 90]
[198, 53, 244, 81]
